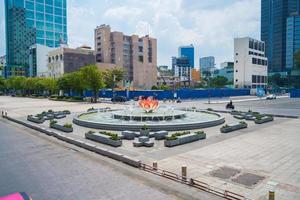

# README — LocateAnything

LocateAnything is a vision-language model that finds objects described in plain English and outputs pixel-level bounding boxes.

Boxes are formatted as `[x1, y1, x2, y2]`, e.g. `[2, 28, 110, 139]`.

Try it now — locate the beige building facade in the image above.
[47, 46, 95, 78]
[94, 24, 157, 89]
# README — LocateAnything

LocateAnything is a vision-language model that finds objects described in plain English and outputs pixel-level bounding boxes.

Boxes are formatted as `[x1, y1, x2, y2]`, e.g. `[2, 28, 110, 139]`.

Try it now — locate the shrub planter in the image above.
[63, 110, 71, 115]
[164, 131, 206, 147]
[140, 128, 150, 137]
[220, 122, 247, 133]
[233, 115, 245, 120]
[27, 115, 45, 124]
[50, 123, 73, 133]
[255, 116, 274, 124]
[121, 130, 136, 140]
[244, 114, 256, 121]
[231, 110, 241, 116]
[54, 113, 66, 119]
[154, 131, 168, 140]
[44, 114, 55, 120]
[85, 131, 122, 147]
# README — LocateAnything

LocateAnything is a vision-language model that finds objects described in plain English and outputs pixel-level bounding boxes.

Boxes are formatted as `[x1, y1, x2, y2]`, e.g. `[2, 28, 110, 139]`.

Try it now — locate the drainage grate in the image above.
[210, 166, 241, 180]
[232, 173, 265, 187]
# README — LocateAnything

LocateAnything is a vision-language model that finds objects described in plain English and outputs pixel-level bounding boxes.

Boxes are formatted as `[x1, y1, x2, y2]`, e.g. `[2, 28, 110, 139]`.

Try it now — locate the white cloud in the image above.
[0, 0, 260, 68]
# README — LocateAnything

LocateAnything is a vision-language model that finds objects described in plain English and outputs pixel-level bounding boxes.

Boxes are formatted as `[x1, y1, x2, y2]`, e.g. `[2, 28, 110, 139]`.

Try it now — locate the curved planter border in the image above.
[50, 123, 73, 133]
[27, 115, 45, 124]
[220, 123, 247, 133]
[73, 111, 225, 132]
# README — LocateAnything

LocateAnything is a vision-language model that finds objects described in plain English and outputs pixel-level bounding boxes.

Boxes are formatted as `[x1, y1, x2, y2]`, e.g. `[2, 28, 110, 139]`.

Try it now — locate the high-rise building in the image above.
[234, 37, 268, 92]
[199, 56, 215, 77]
[94, 24, 157, 89]
[286, 14, 300, 69]
[0, 55, 6, 77]
[5, 0, 67, 77]
[172, 56, 192, 84]
[261, 0, 300, 73]
[178, 44, 194, 68]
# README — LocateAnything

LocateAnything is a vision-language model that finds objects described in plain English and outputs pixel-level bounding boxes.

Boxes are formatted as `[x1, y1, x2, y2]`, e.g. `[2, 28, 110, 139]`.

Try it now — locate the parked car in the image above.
[266, 94, 277, 100]
[111, 96, 127, 102]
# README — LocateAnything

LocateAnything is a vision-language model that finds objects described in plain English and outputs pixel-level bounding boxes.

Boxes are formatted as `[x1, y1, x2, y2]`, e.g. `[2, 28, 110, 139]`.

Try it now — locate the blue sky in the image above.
[0, 0, 260, 68]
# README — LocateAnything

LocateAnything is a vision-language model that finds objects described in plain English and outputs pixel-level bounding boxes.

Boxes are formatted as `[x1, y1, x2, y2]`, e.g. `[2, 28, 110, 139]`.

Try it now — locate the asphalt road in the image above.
[0, 120, 222, 200]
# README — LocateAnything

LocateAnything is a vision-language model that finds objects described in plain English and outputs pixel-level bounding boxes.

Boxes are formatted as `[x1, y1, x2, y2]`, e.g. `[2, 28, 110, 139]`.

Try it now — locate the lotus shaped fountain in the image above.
[138, 97, 159, 113]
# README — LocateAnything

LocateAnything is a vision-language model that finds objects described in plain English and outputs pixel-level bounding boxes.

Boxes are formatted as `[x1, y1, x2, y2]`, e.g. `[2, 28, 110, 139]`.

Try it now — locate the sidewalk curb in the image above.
[2, 115, 141, 168]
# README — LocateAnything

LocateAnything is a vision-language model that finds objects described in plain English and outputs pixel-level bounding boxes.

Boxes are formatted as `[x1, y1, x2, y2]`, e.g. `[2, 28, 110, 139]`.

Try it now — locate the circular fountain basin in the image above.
[73, 108, 225, 131]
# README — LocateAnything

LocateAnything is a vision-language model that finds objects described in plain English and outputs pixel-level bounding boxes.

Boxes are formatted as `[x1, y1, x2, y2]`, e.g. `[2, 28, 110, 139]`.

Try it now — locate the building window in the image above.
[138, 46, 143, 52]
[138, 56, 144, 62]
[236, 60, 238, 63]
[48, 57, 51, 63]
[236, 70, 238, 72]
[236, 53, 238, 56]
[235, 79, 238, 82]
[252, 75, 256, 83]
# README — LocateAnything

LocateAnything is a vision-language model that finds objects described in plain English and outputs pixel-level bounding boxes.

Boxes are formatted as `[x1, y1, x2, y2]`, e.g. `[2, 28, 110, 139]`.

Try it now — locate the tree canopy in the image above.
[80, 65, 105, 102]
[103, 67, 124, 89]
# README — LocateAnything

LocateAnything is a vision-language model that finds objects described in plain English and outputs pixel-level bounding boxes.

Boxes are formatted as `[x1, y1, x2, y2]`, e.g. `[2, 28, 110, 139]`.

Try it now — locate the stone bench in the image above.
[133, 136, 154, 147]
[121, 130, 136, 140]
[154, 131, 168, 140]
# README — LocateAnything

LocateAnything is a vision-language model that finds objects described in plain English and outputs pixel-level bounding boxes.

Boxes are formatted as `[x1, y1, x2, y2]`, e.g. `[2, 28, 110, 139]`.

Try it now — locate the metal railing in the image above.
[140, 163, 251, 200]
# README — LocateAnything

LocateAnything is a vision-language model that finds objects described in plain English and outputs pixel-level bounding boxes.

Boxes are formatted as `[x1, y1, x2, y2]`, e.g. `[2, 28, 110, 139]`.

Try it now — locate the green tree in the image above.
[80, 65, 105, 103]
[41, 77, 57, 95]
[209, 76, 228, 88]
[57, 74, 72, 94]
[68, 72, 85, 96]
[103, 67, 124, 89]
[159, 85, 171, 90]
[24, 77, 36, 95]
[0, 77, 6, 92]
[6, 76, 26, 94]
[57, 72, 85, 96]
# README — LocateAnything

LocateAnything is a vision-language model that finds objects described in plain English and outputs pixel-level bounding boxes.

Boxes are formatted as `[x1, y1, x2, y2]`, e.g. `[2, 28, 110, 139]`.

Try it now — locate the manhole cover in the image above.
[232, 173, 264, 187]
[210, 167, 241, 180]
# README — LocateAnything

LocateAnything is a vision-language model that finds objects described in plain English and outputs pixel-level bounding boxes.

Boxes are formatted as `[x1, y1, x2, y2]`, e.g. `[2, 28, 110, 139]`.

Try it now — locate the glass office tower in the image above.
[286, 14, 300, 69]
[5, 0, 67, 77]
[261, 0, 300, 73]
[178, 44, 194, 68]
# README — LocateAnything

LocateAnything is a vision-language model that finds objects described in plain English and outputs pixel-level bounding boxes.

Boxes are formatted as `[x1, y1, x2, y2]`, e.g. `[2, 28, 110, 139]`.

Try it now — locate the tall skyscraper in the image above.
[178, 44, 194, 68]
[286, 14, 300, 69]
[261, 0, 300, 73]
[5, 0, 67, 77]
[199, 56, 215, 76]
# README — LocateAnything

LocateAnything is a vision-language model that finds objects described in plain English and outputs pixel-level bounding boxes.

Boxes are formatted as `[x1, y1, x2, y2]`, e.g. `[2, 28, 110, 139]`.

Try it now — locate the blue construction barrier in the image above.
[80, 88, 250, 100]
[290, 89, 300, 98]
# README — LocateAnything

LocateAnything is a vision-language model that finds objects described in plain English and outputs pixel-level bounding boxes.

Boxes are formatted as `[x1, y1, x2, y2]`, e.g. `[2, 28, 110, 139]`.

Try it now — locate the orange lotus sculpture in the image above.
[138, 97, 159, 113]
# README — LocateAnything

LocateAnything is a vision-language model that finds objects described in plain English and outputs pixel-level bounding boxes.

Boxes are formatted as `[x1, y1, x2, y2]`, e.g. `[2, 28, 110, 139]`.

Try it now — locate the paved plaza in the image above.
[1, 96, 300, 200]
